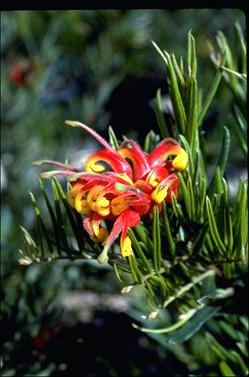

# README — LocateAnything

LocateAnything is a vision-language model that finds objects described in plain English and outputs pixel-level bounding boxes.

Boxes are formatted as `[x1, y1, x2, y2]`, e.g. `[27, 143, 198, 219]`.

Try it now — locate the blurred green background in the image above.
[1, 9, 246, 376]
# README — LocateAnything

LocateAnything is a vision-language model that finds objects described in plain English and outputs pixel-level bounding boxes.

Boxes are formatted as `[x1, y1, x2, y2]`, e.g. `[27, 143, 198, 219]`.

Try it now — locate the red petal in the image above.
[85, 149, 133, 178]
[83, 214, 95, 237]
[148, 138, 181, 169]
[121, 209, 141, 242]
[83, 212, 108, 241]
[134, 180, 154, 194]
[111, 192, 151, 216]
[165, 176, 180, 202]
[151, 173, 180, 204]
[104, 209, 140, 251]
[118, 140, 150, 181]
[145, 166, 169, 186]
[77, 178, 106, 194]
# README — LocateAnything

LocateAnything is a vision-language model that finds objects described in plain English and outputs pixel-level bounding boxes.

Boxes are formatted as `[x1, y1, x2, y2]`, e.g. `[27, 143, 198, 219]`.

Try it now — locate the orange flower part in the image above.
[35, 121, 188, 263]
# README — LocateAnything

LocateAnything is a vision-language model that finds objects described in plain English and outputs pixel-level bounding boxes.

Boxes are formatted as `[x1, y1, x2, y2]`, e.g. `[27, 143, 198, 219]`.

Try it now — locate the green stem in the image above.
[162, 269, 215, 309]
[132, 307, 198, 334]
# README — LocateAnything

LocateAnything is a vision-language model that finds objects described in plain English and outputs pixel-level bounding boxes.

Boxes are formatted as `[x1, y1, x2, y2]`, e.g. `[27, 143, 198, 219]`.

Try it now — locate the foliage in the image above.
[17, 24, 248, 376]
[1, 11, 247, 377]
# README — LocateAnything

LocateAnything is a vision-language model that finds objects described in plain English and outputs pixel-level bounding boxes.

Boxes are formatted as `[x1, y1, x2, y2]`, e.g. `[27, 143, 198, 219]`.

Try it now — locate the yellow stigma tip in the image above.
[172, 149, 188, 171]
[121, 236, 132, 257]
[65, 120, 81, 128]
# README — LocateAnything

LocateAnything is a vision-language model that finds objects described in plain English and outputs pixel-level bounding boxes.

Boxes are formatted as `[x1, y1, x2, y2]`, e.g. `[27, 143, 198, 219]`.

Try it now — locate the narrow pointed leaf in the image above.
[154, 88, 169, 138]
[53, 177, 85, 253]
[128, 254, 142, 284]
[190, 33, 197, 78]
[134, 224, 153, 253]
[187, 176, 195, 221]
[178, 173, 190, 216]
[192, 223, 209, 254]
[108, 126, 120, 150]
[198, 53, 226, 127]
[166, 305, 221, 343]
[206, 197, 227, 256]
[51, 180, 71, 256]
[128, 229, 152, 273]
[234, 105, 246, 132]
[230, 116, 247, 157]
[222, 178, 234, 255]
[171, 194, 185, 223]
[187, 30, 192, 72]
[171, 54, 185, 87]
[164, 51, 187, 133]
[199, 177, 207, 222]
[20, 226, 37, 249]
[162, 201, 176, 260]
[188, 77, 198, 150]
[179, 135, 194, 178]
[233, 181, 248, 258]
[209, 166, 223, 198]
[39, 179, 62, 255]
[217, 31, 237, 88]
[235, 21, 246, 74]
[187, 31, 197, 79]
[113, 263, 125, 283]
[153, 205, 162, 273]
[151, 40, 168, 65]
[29, 192, 53, 256]
[217, 126, 230, 175]
[219, 361, 236, 377]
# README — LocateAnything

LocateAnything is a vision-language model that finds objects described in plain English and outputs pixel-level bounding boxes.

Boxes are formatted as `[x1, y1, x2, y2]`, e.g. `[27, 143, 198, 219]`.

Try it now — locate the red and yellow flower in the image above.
[34, 121, 188, 263]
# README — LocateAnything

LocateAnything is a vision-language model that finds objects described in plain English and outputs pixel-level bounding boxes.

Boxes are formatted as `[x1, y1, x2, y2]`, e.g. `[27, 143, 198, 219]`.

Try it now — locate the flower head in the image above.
[34, 121, 188, 263]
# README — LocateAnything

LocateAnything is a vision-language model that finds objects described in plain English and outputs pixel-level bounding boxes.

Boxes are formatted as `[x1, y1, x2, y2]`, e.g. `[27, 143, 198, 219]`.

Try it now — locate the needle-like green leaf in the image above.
[206, 197, 227, 257]
[108, 126, 120, 150]
[128, 229, 152, 273]
[164, 51, 187, 133]
[51, 180, 71, 256]
[153, 205, 162, 273]
[188, 77, 198, 151]
[197, 53, 226, 127]
[217, 126, 230, 175]
[162, 201, 176, 261]
[53, 177, 87, 254]
[39, 179, 62, 255]
[171, 54, 185, 88]
[29, 192, 53, 257]
[153, 88, 169, 138]
[171, 194, 185, 223]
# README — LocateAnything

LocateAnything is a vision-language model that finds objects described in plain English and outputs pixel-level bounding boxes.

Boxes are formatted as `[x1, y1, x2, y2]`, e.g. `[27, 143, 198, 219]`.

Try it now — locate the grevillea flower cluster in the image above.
[34, 121, 188, 263]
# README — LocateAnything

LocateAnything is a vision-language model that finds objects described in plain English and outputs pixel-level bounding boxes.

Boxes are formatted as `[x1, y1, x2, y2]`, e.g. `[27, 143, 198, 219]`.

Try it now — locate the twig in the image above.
[162, 269, 215, 309]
